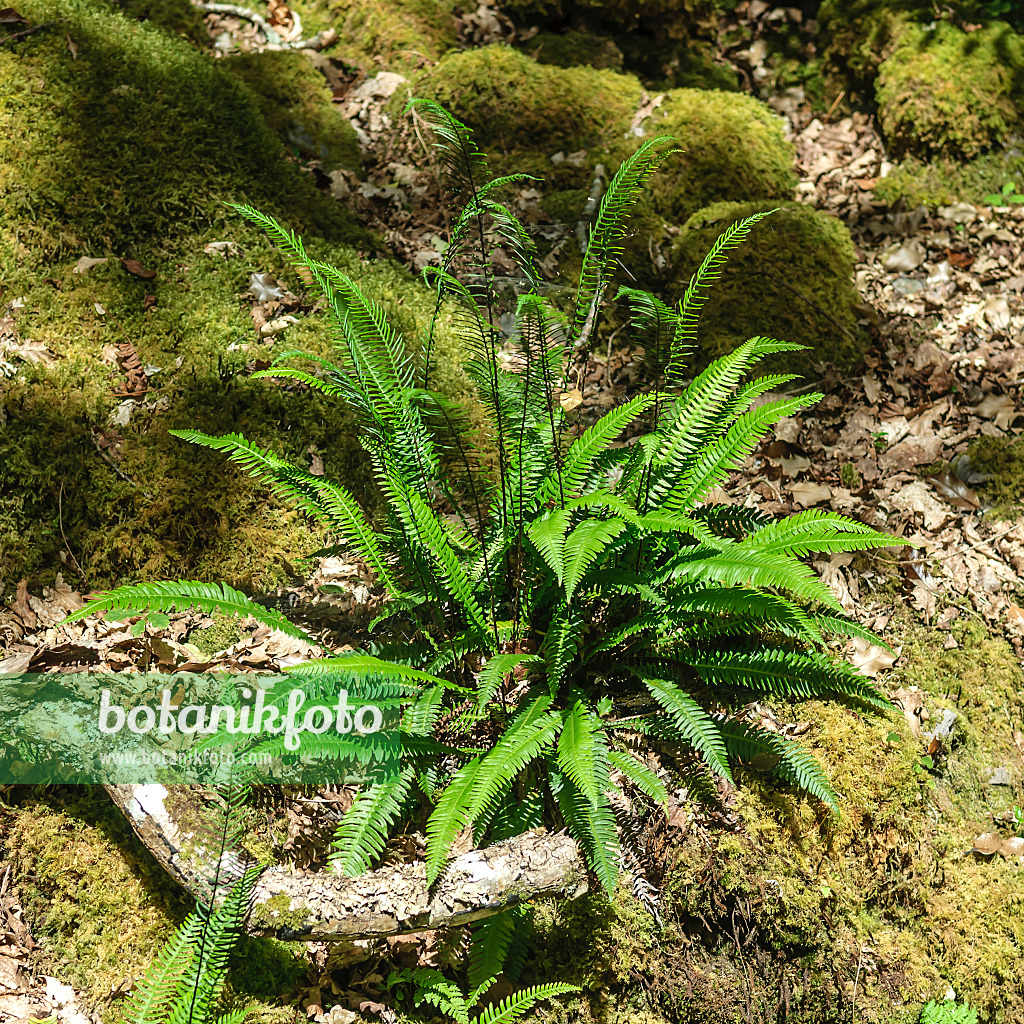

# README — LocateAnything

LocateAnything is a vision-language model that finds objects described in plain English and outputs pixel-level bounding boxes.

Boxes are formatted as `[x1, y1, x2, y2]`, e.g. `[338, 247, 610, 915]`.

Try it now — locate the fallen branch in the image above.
[193, 2, 337, 51]
[105, 783, 588, 941]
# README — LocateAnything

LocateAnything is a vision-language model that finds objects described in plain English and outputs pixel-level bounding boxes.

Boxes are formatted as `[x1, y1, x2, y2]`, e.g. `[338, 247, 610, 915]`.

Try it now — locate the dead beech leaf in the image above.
[0, 8, 27, 23]
[889, 686, 926, 740]
[972, 393, 1019, 430]
[928, 471, 980, 510]
[259, 315, 299, 337]
[66, 34, 77, 58]
[0, 338, 57, 365]
[849, 637, 899, 678]
[1008, 604, 1024, 628]
[121, 258, 156, 280]
[559, 388, 583, 412]
[983, 295, 1011, 334]
[972, 832, 1003, 856]
[789, 481, 832, 507]
[973, 833, 1024, 859]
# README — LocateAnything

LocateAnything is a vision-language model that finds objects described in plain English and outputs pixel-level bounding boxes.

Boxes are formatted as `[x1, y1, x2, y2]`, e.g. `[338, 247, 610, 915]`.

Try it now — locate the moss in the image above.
[876, 20, 1024, 161]
[1, 790, 307, 1018]
[248, 892, 314, 933]
[112, 0, 210, 46]
[0, 0, 368, 260]
[224, 51, 362, 171]
[522, 29, 624, 71]
[411, 44, 642, 168]
[643, 88, 796, 226]
[959, 436, 1024, 518]
[875, 151, 1024, 208]
[0, 0, 475, 593]
[667, 201, 868, 376]
[301, 0, 458, 68]
[190, 609, 250, 655]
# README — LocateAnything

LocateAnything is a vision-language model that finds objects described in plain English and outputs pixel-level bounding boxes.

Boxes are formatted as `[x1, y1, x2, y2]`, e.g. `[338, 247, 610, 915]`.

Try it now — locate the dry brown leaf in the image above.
[789, 481, 832, 507]
[121, 257, 156, 280]
[72, 256, 107, 274]
[559, 388, 583, 412]
[849, 637, 899, 678]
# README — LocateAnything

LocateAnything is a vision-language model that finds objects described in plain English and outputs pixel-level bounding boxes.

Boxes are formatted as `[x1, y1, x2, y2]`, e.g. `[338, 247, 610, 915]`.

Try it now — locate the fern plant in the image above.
[387, 968, 577, 1024]
[68, 101, 897, 895]
[128, 777, 261, 1024]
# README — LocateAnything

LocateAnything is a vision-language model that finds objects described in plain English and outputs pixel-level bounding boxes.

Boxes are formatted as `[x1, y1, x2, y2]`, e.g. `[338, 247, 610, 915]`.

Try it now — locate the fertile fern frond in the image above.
[64, 580, 308, 641]
[667, 210, 776, 386]
[572, 136, 678, 352]
[407, 98, 490, 204]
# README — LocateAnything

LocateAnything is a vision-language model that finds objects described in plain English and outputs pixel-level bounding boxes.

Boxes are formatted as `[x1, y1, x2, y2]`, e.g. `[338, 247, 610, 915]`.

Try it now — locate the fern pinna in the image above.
[69, 101, 897, 896]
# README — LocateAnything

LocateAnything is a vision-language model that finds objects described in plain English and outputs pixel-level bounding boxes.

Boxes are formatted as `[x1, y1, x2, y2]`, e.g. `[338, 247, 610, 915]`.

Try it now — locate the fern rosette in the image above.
[68, 101, 898, 900]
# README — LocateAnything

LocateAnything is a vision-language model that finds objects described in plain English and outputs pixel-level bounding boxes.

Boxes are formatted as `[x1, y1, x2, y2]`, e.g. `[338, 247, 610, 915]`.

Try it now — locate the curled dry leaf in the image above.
[972, 833, 1024, 859]
[559, 388, 583, 412]
[121, 258, 156, 280]
[260, 315, 299, 337]
[849, 637, 899, 678]
[889, 686, 927, 740]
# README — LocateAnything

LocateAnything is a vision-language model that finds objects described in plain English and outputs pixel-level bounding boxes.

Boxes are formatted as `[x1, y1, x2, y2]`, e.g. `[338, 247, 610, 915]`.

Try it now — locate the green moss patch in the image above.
[523, 29, 624, 71]
[2, 789, 306, 1017]
[644, 89, 796, 226]
[875, 151, 1024, 208]
[959, 436, 1024, 518]
[876, 20, 1024, 161]
[224, 51, 362, 171]
[667, 201, 868, 376]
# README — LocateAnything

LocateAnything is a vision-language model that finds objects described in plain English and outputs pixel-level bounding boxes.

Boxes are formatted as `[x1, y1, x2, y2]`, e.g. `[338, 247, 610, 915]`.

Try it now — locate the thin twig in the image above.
[0, 20, 59, 45]
[58, 481, 88, 585]
[193, 2, 336, 50]
[91, 434, 154, 499]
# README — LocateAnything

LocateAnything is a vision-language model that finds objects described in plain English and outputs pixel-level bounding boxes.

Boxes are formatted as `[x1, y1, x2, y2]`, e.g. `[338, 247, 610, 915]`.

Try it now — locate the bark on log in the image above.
[105, 784, 588, 941]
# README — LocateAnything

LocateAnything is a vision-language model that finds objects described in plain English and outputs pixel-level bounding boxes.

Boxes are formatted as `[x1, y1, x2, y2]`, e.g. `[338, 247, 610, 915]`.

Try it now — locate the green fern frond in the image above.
[473, 983, 581, 1024]
[716, 717, 839, 812]
[668, 210, 776, 385]
[550, 767, 621, 894]
[65, 580, 308, 641]
[640, 675, 732, 780]
[557, 699, 611, 805]
[331, 766, 414, 876]
[249, 367, 347, 396]
[607, 748, 669, 810]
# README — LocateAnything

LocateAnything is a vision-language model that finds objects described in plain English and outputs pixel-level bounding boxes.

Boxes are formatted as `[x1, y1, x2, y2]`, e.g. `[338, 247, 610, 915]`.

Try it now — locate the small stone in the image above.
[938, 202, 978, 224]
[987, 766, 1013, 786]
[893, 277, 924, 296]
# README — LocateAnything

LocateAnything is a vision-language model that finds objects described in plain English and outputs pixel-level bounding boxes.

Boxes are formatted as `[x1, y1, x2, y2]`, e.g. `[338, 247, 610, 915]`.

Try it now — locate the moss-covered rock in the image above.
[667, 201, 868, 376]
[0, 0, 470, 593]
[876, 20, 1024, 161]
[411, 44, 642, 171]
[302, 0, 459, 68]
[874, 151, 1024, 208]
[224, 51, 362, 171]
[643, 89, 796, 226]
[524, 28, 625, 71]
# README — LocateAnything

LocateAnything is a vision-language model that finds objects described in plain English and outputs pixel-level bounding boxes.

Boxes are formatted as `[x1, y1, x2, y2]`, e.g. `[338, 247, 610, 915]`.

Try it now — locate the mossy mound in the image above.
[1, 789, 305, 1011]
[224, 51, 362, 171]
[0, 0, 367, 259]
[876, 20, 1024, 161]
[411, 44, 642, 176]
[667, 201, 868, 376]
[501, 0, 729, 89]
[643, 89, 796, 227]
[875, 152, 1024, 208]
[511, 610, 1024, 1023]
[524, 28, 624, 71]
[959, 436, 1024, 518]
[0, 0, 470, 593]
[302, 0, 458, 68]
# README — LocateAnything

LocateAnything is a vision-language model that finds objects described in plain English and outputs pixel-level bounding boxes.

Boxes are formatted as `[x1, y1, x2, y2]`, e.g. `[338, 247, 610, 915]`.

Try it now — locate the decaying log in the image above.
[105, 784, 588, 941]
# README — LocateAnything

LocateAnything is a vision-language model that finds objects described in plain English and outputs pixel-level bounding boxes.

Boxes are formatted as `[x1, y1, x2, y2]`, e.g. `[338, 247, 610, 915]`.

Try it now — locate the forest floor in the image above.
[2, 2, 1024, 1023]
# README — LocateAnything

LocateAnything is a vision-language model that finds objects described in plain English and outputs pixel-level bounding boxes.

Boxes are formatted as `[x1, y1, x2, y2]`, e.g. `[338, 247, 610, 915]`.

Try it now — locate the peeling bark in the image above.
[104, 784, 588, 941]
